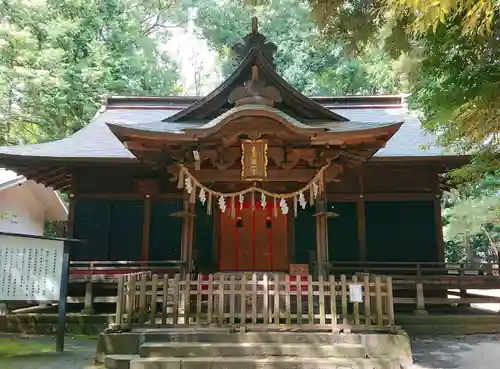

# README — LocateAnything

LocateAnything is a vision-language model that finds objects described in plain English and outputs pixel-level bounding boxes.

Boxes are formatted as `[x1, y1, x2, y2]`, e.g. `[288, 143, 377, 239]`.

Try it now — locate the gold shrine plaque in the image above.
[241, 139, 268, 181]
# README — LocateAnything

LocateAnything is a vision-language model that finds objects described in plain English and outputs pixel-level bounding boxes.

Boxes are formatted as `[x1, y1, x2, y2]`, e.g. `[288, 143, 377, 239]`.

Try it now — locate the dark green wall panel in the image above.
[72, 199, 111, 261]
[194, 203, 214, 272]
[108, 201, 144, 261]
[328, 202, 359, 262]
[294, 206, 316, 264]
[365, 201, 437, 262]
[149, 200, 183, 261]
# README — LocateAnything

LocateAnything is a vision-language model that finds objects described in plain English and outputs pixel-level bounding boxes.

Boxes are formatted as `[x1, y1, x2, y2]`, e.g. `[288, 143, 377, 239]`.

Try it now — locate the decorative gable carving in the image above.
[228, 65, 282, 107]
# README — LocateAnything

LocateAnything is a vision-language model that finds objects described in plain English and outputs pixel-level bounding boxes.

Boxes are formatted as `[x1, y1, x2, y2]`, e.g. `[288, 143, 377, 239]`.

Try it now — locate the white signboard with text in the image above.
[349, 283, 363, 303]
[0, 234, 64, 301]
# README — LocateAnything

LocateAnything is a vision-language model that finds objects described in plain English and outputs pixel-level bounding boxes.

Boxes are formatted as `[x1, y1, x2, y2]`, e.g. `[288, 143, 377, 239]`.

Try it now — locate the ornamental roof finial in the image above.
[251, 17, 258, 35]
[231, 17, 277, 68]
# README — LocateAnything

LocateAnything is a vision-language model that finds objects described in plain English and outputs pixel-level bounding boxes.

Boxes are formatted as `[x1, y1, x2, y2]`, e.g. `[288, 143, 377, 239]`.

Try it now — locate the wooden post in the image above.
[141, 195, 152, 261]
[356, 196, 367, 263]
[434, 194, 445, 262]
[82, 281, 94, 314]
[356, 170, 367, 265]
[315, 190, 328, 278]
[179, 198, 195, 276]
[414, 266, 428, 315]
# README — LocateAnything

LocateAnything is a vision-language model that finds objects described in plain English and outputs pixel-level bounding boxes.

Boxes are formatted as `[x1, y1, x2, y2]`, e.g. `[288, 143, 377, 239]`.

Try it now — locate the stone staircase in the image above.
[101, 328, 412, 369]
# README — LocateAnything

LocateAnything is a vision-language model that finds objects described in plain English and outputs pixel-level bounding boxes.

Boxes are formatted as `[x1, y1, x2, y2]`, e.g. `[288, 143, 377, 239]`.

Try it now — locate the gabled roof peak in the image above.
[166, 47, 348, 123]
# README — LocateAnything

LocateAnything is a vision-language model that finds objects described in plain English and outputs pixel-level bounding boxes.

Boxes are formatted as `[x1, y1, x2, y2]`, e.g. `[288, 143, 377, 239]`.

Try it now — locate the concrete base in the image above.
[0, 303, 9, 316]
[139, 341, 368, 358]
[96, 326, 413, 369]
[129, 356, 402, 369]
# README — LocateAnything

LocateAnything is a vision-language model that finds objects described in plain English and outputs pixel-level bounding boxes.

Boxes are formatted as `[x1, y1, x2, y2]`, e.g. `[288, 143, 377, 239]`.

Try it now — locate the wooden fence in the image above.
[113, 273, 395, 330]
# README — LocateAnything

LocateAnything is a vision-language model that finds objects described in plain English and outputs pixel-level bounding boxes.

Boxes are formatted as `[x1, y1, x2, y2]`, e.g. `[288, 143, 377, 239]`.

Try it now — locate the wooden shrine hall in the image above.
[0, 18, 465, 278]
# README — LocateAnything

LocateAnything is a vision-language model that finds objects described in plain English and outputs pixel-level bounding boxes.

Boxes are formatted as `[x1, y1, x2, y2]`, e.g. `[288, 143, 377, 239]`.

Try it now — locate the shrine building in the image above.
[0, 19, 465, 277]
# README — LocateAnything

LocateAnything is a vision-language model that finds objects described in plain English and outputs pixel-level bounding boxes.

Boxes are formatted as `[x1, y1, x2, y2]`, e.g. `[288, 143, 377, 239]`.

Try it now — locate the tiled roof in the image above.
[0, 100, 451, 160]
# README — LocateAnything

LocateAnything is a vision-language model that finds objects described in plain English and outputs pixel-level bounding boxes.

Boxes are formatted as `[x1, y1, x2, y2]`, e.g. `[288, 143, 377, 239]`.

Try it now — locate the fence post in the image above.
[414, 281, 428, 315]
[112, 275, 125, 329]
[385, 276, 394, 326]
[413, 265, 427, 315]
[125, 274, 136, 330]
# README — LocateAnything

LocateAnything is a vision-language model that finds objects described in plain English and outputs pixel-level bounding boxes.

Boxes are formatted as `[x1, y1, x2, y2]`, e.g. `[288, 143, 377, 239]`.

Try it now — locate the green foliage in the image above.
[0, 0, 181, 145]
[183, 0, 403, 95]
[442, 174, 500, 262]
[303, 0, 500, 185]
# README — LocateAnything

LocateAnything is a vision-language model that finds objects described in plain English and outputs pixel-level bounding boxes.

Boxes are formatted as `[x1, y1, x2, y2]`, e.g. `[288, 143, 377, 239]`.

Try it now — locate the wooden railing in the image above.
[325, 262, 500, 312]
[70, 260, 185, 282]
[326, 261, 499, 277]
[113, 273, 395, 330]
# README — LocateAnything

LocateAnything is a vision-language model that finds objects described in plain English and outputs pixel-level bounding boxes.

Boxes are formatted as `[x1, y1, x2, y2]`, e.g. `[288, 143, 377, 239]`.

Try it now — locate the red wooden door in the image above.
[218, 200, 288, 271]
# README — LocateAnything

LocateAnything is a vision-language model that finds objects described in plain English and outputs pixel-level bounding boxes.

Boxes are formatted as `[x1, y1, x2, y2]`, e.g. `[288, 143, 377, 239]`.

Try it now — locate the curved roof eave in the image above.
[182, 104, 327, 138]
[105, 122, 195, 142]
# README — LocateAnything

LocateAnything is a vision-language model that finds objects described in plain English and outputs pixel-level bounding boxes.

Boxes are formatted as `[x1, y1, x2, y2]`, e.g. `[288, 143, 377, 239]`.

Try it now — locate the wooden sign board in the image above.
[241, 139, 268, 181]
[0, 234, 64, 301]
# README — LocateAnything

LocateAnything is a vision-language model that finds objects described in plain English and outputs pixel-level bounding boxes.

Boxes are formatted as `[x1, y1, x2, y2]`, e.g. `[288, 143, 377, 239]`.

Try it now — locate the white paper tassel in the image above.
[239, 193, 244, 210]
[260, 193, 267, 209]
[185, 176, 193, 194]
[218, 196, 227, 212]
[298, 192, 307, 209]
[279, 198, 289, 215]
[199, 188, 206, 205]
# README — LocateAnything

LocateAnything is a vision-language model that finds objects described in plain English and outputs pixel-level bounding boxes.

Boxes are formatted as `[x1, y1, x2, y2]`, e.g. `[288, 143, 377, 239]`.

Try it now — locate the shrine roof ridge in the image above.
[104, 94, 406, 110]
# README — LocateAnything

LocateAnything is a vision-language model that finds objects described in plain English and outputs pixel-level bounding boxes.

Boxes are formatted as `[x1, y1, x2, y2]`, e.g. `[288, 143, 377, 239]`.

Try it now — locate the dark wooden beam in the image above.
[33, 167, 66, 182]
[52, 177, 73, 191]
[73, 193, 182, 200]
[45, 173, 71, 187]
[327, 192, 439, 202]
[168, 168, 341, 183]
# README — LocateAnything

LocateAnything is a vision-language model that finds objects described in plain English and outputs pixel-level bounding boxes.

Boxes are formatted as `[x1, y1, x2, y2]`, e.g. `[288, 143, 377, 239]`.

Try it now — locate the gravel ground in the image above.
[0, 333, 500, 368]
[412, 334, 500, 369]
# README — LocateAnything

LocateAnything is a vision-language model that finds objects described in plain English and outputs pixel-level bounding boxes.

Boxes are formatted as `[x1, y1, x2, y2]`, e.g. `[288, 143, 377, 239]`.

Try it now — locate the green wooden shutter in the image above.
[327, 202, 358, 262]
[108, 201, 144, 261]
[294, 207, 316, 264]
[72, 199, 111, 260]
[194, 202, 214, 272]
[149, 200, 183, 261]
[365, 201, 437, 262]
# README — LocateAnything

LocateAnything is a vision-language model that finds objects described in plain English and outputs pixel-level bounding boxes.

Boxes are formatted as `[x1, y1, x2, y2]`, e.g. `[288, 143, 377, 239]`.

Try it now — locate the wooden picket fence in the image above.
[114, 273, 395, 329]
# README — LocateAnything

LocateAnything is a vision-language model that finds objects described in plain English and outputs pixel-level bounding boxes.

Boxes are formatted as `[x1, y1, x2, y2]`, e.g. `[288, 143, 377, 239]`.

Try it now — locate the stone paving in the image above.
[0, 333, 500, 368]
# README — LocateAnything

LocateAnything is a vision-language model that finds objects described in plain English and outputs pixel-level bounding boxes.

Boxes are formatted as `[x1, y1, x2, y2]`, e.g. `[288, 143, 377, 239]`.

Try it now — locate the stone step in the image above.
[142, 330, 362, 344]
[129, 356, 403, 369]
[105, 354, 138, 369]
[139, 341, 368, 358]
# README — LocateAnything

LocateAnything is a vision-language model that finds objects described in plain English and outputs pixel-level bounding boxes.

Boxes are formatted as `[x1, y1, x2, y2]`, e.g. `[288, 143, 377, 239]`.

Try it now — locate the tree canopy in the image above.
[184, 0, 405, 96]
[0, 0, 181, 145]
[301, 0, 500, 184]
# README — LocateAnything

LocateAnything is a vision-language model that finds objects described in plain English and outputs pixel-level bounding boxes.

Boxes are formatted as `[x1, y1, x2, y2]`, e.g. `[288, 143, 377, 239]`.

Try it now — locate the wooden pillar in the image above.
[179, 198, 196, 276]
[434, 194, 445, 262]
[141, 195, 152, 262]
[356, 171, 367, 263]
[315, 190, 328, 278]
[66, 193, 76, 239]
